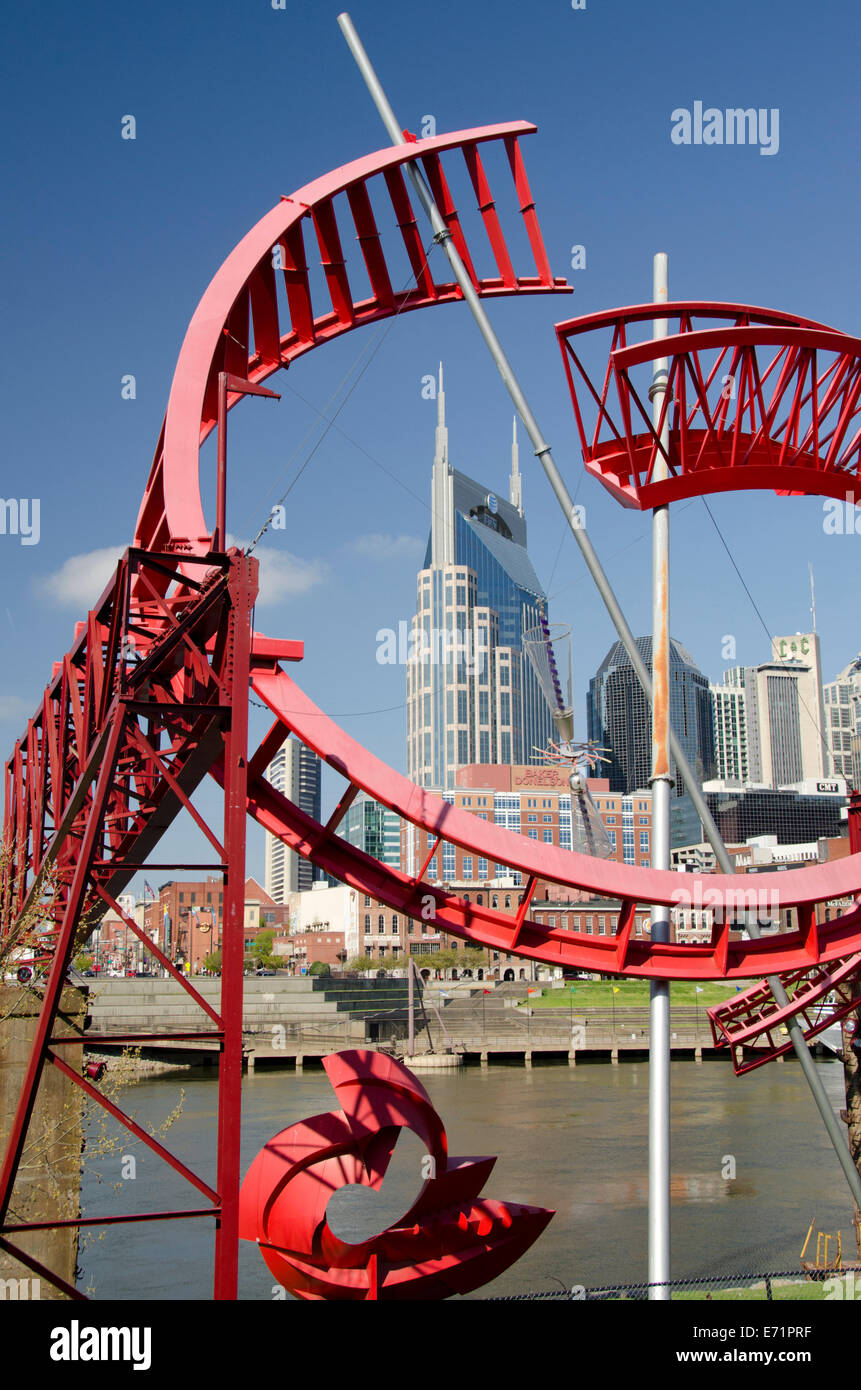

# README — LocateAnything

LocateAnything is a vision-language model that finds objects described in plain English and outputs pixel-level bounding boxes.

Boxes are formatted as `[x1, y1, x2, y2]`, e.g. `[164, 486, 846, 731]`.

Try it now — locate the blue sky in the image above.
[2, 0, 859, 886]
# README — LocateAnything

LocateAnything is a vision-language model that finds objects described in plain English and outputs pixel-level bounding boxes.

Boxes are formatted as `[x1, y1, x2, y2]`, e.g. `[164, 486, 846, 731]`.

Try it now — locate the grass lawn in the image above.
[594, 1279, 836, 1300]
[674, 1279, 836, 1301]
[521, 980, 755, 1008]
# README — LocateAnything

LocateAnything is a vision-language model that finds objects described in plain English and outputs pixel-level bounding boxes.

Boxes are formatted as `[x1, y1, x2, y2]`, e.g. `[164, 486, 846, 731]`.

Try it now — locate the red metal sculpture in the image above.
[4, 110, 861, 1300]
[555, 303, 861, 510]
[239, 1050, 553, 1299]
[708, 955, 861, 1075]
[0, 122, 569, 1300]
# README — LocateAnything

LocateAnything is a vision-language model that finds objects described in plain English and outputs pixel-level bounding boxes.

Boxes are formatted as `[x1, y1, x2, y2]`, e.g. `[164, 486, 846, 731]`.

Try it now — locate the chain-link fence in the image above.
[491, 1268, 855, 1300]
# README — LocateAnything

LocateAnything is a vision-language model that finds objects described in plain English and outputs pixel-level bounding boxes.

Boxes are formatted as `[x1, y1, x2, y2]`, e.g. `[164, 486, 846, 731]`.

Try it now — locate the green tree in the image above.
[204, 950, 222, 973]
[345, 954, 375, 974]
[250, 929, 276, 966]
[461, 949, 486, 972]
[308, 960, 331, 977]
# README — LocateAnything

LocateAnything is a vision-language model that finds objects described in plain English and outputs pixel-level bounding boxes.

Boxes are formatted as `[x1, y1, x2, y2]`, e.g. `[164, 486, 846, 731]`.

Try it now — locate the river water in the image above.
[77, 1056, 852, 1300]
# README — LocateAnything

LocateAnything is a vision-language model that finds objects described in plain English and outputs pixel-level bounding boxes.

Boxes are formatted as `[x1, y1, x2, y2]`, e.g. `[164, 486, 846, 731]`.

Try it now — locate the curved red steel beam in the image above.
[134, 122, 570, 561]
[223, 668, 861, 980]
[555, 301, 838, 340]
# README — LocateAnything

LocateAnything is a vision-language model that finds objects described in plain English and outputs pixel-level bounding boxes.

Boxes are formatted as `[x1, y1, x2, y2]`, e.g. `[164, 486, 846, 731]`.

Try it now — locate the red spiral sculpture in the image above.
[238, 1049, 553, 1300]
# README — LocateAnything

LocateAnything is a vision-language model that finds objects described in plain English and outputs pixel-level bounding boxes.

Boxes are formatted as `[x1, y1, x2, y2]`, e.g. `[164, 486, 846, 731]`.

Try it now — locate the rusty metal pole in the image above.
[213, 552, 258, 1299]
[648, 253, 672, 1300]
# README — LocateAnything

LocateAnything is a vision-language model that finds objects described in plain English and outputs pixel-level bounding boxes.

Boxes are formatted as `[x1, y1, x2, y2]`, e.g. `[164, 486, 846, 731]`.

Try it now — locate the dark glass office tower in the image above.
[588, 635, 716, 796]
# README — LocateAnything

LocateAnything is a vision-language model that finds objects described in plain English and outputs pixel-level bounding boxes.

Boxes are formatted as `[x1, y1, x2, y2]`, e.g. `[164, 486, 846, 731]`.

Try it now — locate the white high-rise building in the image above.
[264, 738, 322, 901]
[718, 634, 827, 790]
[768, 633, 828, 783]
[711, 682, 751, 783]
[716, 666, 763, 782]
[823, 654, 861, 783]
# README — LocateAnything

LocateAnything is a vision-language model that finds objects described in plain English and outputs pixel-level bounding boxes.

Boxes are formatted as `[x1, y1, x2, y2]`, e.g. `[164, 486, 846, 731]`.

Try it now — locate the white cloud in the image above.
[34, 539, 327, 613]
[0, 694, 32, 724]
[348, 533, 424, 560]
[34, 545, 126, 608]
[227, 536, 328, 607]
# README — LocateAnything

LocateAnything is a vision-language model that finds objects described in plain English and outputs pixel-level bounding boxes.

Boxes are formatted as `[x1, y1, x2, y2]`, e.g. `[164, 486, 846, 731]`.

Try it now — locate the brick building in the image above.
[142, 876, 290, 972]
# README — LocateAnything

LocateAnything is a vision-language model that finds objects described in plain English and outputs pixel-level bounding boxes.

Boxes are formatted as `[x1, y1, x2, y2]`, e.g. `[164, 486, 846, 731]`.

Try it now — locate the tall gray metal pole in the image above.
[648, 253, 672, 1299]
[336, 11, 861, 1214]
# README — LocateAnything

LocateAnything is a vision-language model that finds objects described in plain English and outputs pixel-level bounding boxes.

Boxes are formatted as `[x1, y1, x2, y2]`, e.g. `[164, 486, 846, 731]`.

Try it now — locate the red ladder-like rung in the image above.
[708, 954, 861, 1075]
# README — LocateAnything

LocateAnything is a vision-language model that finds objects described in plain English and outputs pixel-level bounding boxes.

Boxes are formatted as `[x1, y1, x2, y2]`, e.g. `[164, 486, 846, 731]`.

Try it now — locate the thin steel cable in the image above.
[278, 380, 430, 514]
[249, 695, 406, 719]
[245, 236, 440, 554]
[700, 495, 829, 754]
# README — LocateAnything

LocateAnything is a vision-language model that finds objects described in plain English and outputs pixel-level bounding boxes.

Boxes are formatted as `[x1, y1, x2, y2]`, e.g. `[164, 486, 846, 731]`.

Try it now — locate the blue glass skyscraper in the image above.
[407, 367, 554, 789]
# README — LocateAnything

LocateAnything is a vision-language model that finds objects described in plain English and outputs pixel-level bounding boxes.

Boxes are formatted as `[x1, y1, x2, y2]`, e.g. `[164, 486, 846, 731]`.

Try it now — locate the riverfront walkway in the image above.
[75, 976, 806, 1072]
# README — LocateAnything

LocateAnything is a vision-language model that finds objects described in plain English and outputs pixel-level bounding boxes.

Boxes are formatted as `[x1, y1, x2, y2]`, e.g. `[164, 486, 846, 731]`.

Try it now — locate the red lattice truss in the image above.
[708, 956, 861, 1075]
[556, 303, 861, 510]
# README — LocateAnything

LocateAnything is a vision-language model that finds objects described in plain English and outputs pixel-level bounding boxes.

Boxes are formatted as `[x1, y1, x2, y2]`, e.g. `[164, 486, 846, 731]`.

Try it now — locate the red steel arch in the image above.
[3, 120, 570, 937]
[6, 134, 861, 992]
[134, 121, 569, 560]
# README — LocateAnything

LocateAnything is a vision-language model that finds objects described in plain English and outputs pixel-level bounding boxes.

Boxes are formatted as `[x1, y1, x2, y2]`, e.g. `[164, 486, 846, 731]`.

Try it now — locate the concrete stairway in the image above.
[86, 975, 411, 1034]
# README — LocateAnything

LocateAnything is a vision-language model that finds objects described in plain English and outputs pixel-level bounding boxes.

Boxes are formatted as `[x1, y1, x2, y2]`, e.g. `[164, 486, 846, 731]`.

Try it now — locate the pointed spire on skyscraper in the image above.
[809, 562, 817, 633]
[430, 362, 454, 566]
[434, 362, 448, 463]
[510, 415, 523, 516]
